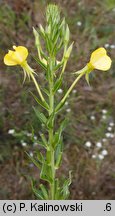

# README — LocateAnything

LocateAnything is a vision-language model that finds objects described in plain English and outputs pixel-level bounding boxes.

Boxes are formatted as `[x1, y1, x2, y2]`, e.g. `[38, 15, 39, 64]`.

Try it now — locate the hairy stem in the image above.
[48, 59, 55, 200]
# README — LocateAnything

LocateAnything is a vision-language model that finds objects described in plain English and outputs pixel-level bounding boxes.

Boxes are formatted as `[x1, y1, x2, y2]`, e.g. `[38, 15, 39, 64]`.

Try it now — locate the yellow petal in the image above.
[90, 47, 112, 71]
[4, 46, 28, 66]
[90, 47, 107, 63]
[91, 55, 112, 71]
[13, 46, 28, 64]
[4, 51, 18, 65]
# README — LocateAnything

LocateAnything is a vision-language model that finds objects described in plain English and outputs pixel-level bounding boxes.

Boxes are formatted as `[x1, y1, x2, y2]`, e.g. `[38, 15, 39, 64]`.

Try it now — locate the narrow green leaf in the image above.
[33, 107, 47, 124]
[31, 92, 49, 111]
[39, 184, 49, 200]
[31, 180, 44, 200]
[46, 112, 54, 129]
[40, 133, 48, 149]
[53, 77, 62, 94]
[33, 56, 47, 71]
[36, 150, 44, 163]
[55, 178, 62, 200]
[41, 88, 50, 96]
[53, 119, 68, 147]
[36, 140, 47, 148]
[55, 99, 67, 112]
[61, 171, 72, 199]
[55, 139, 63, 167]
[55, 151, 62, 169]
[26, 152, 41, 169]
[40, 162, 53, 184]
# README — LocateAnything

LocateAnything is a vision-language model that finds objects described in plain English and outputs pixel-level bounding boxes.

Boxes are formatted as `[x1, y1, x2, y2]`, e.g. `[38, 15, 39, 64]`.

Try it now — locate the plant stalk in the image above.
[48, 59, 55, 200]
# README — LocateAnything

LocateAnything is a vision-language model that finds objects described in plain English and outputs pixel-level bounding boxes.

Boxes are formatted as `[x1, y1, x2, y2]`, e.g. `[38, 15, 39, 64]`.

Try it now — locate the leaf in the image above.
[33, 107, 47, 125]
[40, 162, 53, 184]
[41, 88, 49, 96]
[53, 119, 68, 148]
[36, 140, 47, 148]
[39, 184, 49, 200]
[36, 150, 44, 163]
[40, 133, 48, 149]
[55, 99, 67, 112]
[31, 180, 44, 200]
[46, 112, 54, 129]
[32, 56, 47, 71]
[26, 152, 41, 169]
[55, 151, 62, 169]
[31, 92, 49, 111]
[53, 77, 62, 94]
[61, 171, 72, 199]
[54, 178, 61, 200]
[55, 139, 63, 168]
[45, 33, 52, 53]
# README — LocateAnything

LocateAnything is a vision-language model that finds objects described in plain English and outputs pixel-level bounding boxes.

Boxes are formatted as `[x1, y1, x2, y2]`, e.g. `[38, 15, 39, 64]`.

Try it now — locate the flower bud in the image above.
[33, 27, 40, 48]
[64, 43, 73, 59]
[64, 24, 70, 44]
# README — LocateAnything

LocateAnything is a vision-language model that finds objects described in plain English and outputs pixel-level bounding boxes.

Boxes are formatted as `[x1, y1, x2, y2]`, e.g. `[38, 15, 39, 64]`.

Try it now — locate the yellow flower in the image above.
[4, 46, 28, 66]
[88, 47, 112, 71]
[4, 45, 45, 101]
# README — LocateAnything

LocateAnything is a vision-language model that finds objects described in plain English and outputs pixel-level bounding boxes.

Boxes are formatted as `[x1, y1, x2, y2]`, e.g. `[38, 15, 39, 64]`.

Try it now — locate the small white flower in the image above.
[98, 154, 104, 160]
[58, 89, 63, 93]
[8, 129, 15, 134]
[92, 154, 96, 159]
[96, 142, 102, 148]
[109, 122, 114, 127]
[102, 138, 107, 142]
[34, 136, 37, 140]
[66, 108, 71, 113]
[27, 132, 32, 137]
[101, 149, 108, 156]
[102, 115, 107, 120]
[65, 101, 69, 106]
[104, 44, 110, 48]
[85, 141, 92, 147]
[29, 152, 33, 157]
[107, 126, 112, 131]
[90, 115, 95, 120]
[33, 142, 38, 146]
[21, 142, 27, 147]
[110, 133, 114, 138]
[72, 89, 77, 94]
[110, 44, 115, 49]
[77, 21, 82, 26]
[102, 109, 107, 114]
[105, 132, 111, 138]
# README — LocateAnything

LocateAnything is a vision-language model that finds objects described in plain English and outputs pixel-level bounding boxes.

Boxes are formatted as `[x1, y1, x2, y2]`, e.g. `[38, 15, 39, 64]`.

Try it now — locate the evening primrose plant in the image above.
[4, 4, 112, 200]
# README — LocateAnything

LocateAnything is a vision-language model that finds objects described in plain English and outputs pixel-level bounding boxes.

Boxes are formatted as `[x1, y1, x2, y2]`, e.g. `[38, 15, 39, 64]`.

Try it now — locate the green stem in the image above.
[48, 59, 55, 200]
[55, 65, 89, 112]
